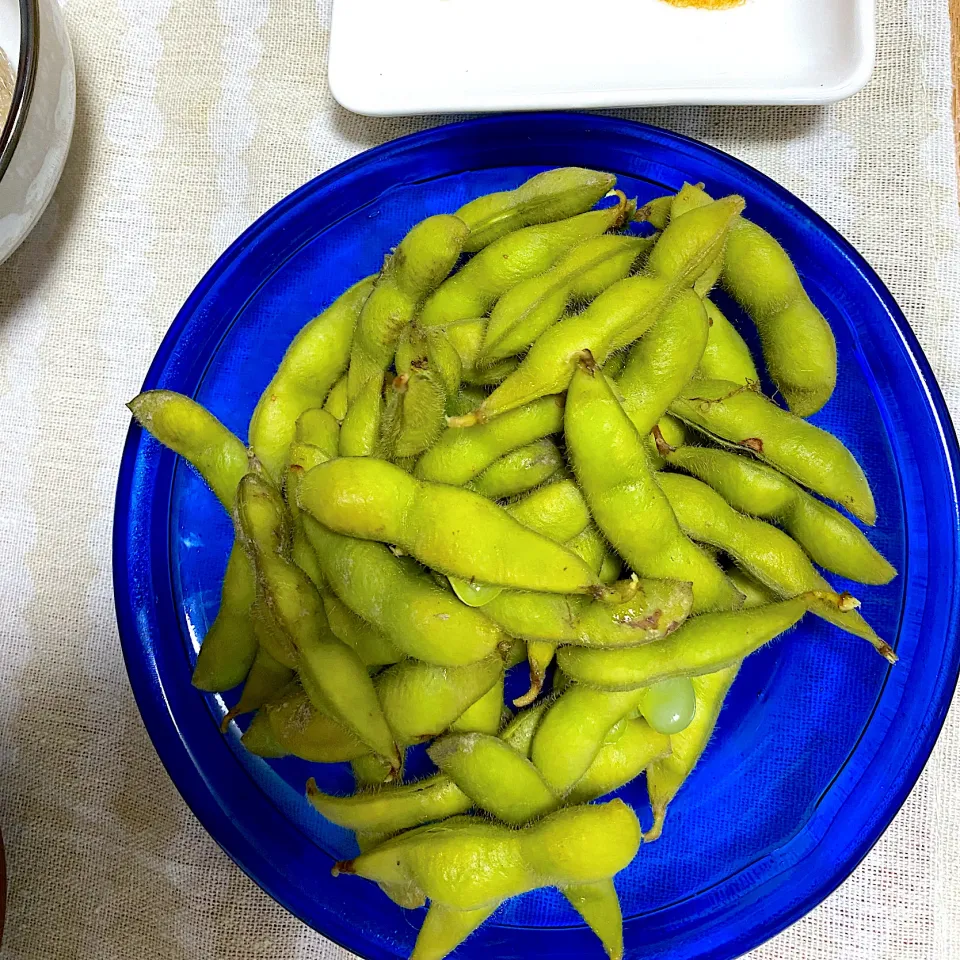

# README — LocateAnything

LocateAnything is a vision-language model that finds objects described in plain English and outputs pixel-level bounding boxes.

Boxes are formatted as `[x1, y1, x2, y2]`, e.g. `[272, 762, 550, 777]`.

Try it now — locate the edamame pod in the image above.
[677, 183, 837, 415]
[299, 458, 603, 595]
[247, 276, 375, 479]
[565, 354, 741, 613]
[656, 472, 892, 660]
[339, 373, 384, 457]
[240, 711, 285, 757]
[419, 201, 634, 327]
[321, 590, 404, 667]
[302, 516, 505, 666]
[129, 395, 266, 692]
[669, 378, 877, 524]
[412, 904, 498, 960]
[221, 646, 293, 727]
[645, 665, 739, 841]
[666, 445, 895, 584]
[237, 474, 399, 766]
[466, 438, 564, 499]
[442, 318, 518, 386]
[483, 580, 692, 648]
[257, 681, 370, 762]
[567, 718, 671, 805]
[416, 394, 564, 485]
[385, 369, 448, 460]
[615, 289, 709, 437]
[323, 374, 350, 420]
[307, 774, 471, 834]
[455, 167, 617, 252]
[395, 324, 463, 396]
[348, 215, 469, 396]
[192, 543, 258, 691]
[480, 234, 651, 362]
[697, 300, 759, 385]
[448, 674, 506, 735]
[556, 596, 810, 689]
[294, 407, 341, 458]
[459, 196, 744, 423]
[561, 880, 624, 960]
[128, 390, 248, 510]
[428, 733, 558, 824]
[726, 567, 776, 609]
[375, 655, 503, 745]
[671, 183, 723, 296]
[531, 685, 650, 794]
[505, 479, 592, 544]
[334, 800, 640, 910]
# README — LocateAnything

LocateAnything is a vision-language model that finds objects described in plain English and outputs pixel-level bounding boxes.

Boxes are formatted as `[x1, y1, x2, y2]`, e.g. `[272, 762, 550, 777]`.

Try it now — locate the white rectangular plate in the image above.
[329, 0, 875, 116]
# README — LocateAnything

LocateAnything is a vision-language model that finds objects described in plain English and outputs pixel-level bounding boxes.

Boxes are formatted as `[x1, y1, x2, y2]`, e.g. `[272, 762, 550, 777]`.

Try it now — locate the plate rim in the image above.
[113, 112, 960, 960]
[327, 0, 875, 116]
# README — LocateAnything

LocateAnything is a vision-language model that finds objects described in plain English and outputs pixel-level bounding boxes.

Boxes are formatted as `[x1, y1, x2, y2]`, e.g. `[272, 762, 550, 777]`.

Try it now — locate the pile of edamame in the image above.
[129, 166, 896, 960]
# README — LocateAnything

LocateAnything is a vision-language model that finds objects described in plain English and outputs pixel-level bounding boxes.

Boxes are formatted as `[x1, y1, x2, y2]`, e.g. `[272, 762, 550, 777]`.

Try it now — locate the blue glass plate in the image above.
[113, 113, 960, 960]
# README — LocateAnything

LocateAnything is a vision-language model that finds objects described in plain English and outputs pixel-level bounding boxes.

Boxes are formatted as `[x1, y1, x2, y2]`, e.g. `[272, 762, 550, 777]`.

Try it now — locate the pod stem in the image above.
[651, 424, 675, 458]
[446, 409, 486, 428]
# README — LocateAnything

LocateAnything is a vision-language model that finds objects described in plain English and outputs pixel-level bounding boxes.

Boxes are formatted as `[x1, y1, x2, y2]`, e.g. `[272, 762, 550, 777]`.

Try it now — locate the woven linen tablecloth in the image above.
[1, 0, 958, 957]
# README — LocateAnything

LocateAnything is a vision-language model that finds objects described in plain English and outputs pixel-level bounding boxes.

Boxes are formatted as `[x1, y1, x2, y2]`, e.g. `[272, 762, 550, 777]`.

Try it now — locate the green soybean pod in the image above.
[442, 318, 520, 386]
[192, 543, 258, 691]
[294, 407, 341, 459]
[416, 394, 565, 486]
[566, 718, 672, 805]
[395, 324, 463, 396]
[482, 580, 693, 648]
[670, 183, 723, 296]
[635, 193, 674, 231]
[448, 674, 506, 735]
[480, 234, 651, 362]
[221, 646, 294, 727]
[306, 774, 471, 834]
[348, 215, 469, 396]
[320, 590, 404, 668]
[323, 374, 350, 421]
[726, 567, 776, 609]
[677, 182, 837, 415]
[259, 682, 370, 762]
[697, 299, 759, 385]
[247, 277, 375, 480]
[655, 472, 893, 660]
[560, 880, 624, 960]
[455, 167, 617, 252]
[530, 685, 649, 795]
[666, 445, 895, 585]
[556, 596, 809, 690]
[302, 516, 505, 666]
[466, 438, 564, 499]
[505, 479, 592, 544]
[669, 378, 876, 524]
[445, 384, 489, 419]
[419, 200, 633, 327]
[428, 733, 559, 825]
[388, 370, 448, 460]
[238, 477, 400, 767]
[128, 391, 260, 691]
[375, 655, 504, 745]
[565, 354, 740, 613]
[645, 666, 740, 841]
[615, 289, 709, 437]
[128, 390, 248, 510]
[299, 457, 602, 595]
[339, 373, 383, 457]
[500, 701, 550, 757]
[456, 197, 745, 425]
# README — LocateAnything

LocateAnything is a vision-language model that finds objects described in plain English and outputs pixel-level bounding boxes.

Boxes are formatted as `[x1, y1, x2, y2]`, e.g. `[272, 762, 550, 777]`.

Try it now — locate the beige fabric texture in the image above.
[0, 0, 957, 957]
